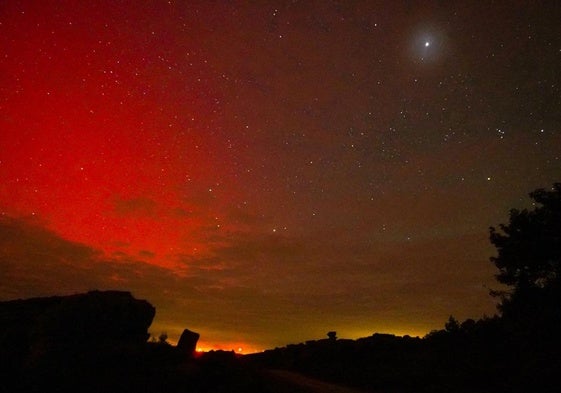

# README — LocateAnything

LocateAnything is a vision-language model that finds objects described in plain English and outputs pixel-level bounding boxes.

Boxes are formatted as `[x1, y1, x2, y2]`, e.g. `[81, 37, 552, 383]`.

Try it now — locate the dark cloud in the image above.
[0, 208, 499, 349]
[170, 207, 192, 218]
[112, 196, 158, 217]
[0, 215, 316, 347]
[139, 249, 155, 258]
[0, 215, 101, 298]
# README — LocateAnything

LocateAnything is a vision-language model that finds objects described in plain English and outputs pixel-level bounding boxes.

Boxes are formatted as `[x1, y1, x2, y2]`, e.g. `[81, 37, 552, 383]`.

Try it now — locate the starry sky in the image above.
[1, 1, 561, 352]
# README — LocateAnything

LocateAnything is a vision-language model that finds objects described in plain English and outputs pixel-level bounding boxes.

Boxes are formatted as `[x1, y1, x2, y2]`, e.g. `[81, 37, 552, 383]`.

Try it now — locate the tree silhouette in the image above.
[444, 315, 460, 333]
[158, 332, 169, 345]
[489, 183, 561, 321]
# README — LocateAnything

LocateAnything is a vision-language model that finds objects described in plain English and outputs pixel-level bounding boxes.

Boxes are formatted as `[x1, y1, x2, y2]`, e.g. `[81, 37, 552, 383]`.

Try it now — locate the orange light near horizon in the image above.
[195, 341, 261, 354]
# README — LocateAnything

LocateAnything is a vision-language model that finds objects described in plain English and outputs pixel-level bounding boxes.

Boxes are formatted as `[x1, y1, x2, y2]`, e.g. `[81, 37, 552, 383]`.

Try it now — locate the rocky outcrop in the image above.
[177, 328, 200, 357]
[0, 290, 155, 367]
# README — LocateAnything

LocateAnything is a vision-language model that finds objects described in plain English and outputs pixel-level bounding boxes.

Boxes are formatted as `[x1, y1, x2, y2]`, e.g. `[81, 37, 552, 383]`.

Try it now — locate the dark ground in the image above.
[2, 292, 559, 393]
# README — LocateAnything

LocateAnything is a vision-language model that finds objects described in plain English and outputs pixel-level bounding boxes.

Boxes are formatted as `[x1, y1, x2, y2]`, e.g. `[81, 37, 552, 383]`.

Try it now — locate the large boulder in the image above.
[0, 290, 155, 366]
[177, 328, 200, 357]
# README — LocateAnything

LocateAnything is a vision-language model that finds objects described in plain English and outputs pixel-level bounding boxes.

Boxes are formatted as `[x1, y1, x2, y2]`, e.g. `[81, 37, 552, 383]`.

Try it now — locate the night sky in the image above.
[1, 1, 561, 352]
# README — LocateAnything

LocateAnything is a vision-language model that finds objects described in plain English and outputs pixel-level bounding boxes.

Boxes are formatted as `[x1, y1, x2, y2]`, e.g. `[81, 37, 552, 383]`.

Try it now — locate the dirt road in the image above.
[262, 369, 377, 393]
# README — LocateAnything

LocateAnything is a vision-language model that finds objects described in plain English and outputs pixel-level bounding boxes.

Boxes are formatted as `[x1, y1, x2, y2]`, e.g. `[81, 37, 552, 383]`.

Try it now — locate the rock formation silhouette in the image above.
[177, 328, 200, 357]
[0, 290, 155, 368]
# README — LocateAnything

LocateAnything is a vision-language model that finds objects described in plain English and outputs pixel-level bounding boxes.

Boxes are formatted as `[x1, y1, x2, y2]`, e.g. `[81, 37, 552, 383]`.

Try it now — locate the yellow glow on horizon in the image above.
[195, 341, 262, 354]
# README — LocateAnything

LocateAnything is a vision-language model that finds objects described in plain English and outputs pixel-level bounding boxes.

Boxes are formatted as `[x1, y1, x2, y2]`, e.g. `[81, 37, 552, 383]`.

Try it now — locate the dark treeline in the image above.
[248, 314, 559, 393]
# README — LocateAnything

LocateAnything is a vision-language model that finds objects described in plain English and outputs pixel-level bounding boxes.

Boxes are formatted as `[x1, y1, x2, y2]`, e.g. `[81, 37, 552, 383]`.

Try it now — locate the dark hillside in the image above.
[248, 319, 561, 393]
